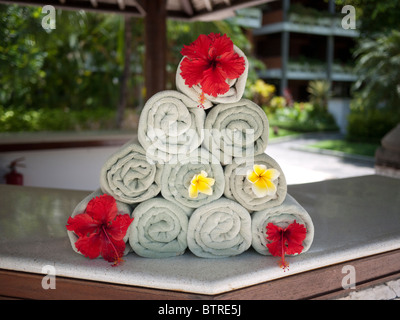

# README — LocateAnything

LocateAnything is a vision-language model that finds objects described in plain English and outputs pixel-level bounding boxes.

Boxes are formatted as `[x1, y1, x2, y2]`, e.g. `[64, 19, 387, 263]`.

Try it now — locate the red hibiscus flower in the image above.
[180, 33, 246, 98]
[66, 194, 133, 266]
[266, 220, 307, 271]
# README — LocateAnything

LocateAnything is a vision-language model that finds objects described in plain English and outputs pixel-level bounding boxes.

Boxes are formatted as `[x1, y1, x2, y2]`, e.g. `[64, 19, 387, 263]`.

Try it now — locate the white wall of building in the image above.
[0, 146, 120, 191]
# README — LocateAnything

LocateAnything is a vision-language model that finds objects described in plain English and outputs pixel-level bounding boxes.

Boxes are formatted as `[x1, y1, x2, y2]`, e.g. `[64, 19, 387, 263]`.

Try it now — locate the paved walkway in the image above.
[266, 133, 376, 185]
[337, 279, 400, 300]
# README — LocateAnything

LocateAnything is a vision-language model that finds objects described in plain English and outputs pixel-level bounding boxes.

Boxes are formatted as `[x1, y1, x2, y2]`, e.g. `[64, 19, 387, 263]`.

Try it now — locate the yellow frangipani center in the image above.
[188, 170, 215, 199]
[246, 164, 280, 198]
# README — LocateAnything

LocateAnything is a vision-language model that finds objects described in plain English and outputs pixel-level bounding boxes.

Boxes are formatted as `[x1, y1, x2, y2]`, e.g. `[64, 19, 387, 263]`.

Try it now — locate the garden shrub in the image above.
[271, 102, 338, 132]
[346, 109, 399, 143]
[0, 106, 116, 132]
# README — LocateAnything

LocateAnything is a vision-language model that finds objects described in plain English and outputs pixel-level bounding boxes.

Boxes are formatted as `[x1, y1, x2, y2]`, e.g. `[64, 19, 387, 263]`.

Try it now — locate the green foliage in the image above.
[309, 139, 379, 157]
[0, 5, 261, 132]
[0, 5, 126, 113]
[247, 80, 276, 106]
[0, 106, 40, 132]
[271, 102, 338, 132]
[0, 106, 115, 132]
[307, 80, 331, 110]
[245, 80, 288, 115]
[346, 108, 399, 143]
[269, 96, 287, 110]
[268, 126, 299, 140]
[289, 3, 327, 17]
[341, 2, 400, 142]
[335, 0, 400, 35]
[352, 30, 400, 113]
[0, 6, 47, 110]
[247, 78, 338, 132]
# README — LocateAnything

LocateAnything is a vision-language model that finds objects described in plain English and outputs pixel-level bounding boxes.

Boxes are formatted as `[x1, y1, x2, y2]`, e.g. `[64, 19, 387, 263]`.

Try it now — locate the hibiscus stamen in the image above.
[266, 221, 306, 271]
[101, 225, 123, 266]
[279, 231, 289, 271]
[198, 90, 206, 109]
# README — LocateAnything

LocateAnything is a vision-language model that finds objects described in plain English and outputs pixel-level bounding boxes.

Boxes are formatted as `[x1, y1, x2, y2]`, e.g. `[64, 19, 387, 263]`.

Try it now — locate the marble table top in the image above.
[0, 175, 399, 295]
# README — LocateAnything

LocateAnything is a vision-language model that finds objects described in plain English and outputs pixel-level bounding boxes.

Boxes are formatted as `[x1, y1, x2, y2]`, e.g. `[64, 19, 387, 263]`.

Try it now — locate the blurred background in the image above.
[0, 0, 399, 190]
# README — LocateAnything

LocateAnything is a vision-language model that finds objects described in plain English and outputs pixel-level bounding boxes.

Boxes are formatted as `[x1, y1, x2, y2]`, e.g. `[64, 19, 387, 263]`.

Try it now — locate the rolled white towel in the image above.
[187, 197, 252, 258]
[128, 197, 189, 258]
[224, 153, 287, 212]
[202, 99, 269, 165]
[176, 45, 249, 109]
[251, 194, 314, 256]
[137, 90, 206, 163]
[161, 148, 225, 210]
[66, 189, 133, 259]
[100, 141, 162, 204]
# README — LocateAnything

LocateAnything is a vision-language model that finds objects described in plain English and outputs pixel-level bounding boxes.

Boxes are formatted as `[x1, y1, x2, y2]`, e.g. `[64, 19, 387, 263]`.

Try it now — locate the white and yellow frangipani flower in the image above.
[188, 170, 215, 199]
[246, 164, 280, 198]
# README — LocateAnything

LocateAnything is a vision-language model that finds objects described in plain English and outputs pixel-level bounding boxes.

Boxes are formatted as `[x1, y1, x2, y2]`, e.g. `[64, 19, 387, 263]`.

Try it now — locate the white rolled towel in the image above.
[224, 153, 287, 212]
[251, 194, 314, 256]
[187, 197, 252, 258]
[202, 99, 269, 165]
[161, 148, 225, 210]
[137, 90, 206, 163]
[176, 45, 249, 109]
[100, 141, 162, 204]
[128, 197, 189, 258]
[67, 189, 133, 258]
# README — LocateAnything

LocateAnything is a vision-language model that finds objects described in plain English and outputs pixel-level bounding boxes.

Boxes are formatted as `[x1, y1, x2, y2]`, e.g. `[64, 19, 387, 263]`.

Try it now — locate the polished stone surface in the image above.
[0, 175, 399, 295]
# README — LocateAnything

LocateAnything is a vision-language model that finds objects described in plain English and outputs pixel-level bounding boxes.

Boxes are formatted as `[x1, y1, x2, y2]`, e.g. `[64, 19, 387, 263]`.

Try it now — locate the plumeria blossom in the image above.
[188, 170, 215, 199]
[246, 164, 280, 198]
[180, 33, 246, 99]
[266, 220, 307, 271]
[66, 194, 133, 266]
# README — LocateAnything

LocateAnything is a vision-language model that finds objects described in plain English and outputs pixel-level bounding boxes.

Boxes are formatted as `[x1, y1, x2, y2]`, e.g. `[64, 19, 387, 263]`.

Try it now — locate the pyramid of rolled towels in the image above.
[67, 35, 314, 265]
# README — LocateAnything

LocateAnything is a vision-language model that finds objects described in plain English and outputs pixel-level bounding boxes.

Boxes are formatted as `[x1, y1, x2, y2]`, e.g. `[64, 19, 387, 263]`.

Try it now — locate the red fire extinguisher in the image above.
[4, 157, 25, 186]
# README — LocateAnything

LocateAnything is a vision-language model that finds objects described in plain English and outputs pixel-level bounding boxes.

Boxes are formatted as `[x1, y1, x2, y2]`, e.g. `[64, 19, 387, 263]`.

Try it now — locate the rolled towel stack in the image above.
[67, 189, 133, 259]
[187, 198, 252, 258]
[251, 194, 314, 256]
[128, 197, 189, 258]
[161, 148, 224, 211]
[138, 90, 206, 164]
[203, 99, 269, 165]
[99, 142, 162, 204]
[224, 153, 287, 212]
[66, 32, 314, 266]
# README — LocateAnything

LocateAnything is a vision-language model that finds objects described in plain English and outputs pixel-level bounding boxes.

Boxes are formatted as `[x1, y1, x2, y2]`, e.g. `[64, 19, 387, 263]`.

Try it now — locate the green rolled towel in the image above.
[224, 153, 287, 212]
[202, 99, 269, 165]
[187, 197, 252, 258]
[128, 197, 189, 258]
[251, 194, 314, 256]
[67, 188, 133, 258]
[138, 90, 206, 164]
[161, 148, 225, 210]
[100, 141, 162, 204]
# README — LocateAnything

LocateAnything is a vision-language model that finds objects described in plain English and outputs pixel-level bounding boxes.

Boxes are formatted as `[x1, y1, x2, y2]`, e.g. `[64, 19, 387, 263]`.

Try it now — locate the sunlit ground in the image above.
[265, 136, 376, 185]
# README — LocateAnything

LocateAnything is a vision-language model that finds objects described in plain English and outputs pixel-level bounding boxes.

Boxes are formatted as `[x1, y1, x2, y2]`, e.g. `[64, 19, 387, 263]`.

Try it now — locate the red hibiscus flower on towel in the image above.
[180, 33, 246, 97]
[66, 194, 133, 266]
[266, 220, 307, 271]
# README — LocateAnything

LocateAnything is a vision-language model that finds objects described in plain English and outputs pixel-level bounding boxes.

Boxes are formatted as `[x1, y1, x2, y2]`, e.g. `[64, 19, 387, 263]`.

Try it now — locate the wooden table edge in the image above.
[1, 248, 400, 300]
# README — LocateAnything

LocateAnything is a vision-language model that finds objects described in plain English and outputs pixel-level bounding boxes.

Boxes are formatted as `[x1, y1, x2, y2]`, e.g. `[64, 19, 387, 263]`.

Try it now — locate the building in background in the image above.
[251, 0, 359, 101]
